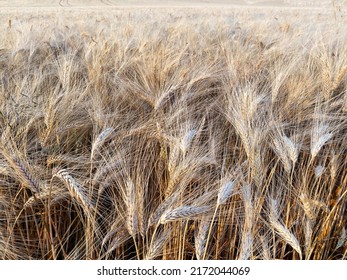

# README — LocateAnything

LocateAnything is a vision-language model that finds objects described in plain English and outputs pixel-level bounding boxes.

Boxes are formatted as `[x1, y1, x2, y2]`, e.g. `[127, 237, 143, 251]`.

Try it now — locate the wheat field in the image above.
[0, 3, 346, 260]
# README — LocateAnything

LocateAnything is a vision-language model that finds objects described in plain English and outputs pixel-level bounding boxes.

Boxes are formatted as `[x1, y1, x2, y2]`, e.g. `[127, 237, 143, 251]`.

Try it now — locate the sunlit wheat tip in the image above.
[217, 180, 236, 206]
[159, 206, 210, 224]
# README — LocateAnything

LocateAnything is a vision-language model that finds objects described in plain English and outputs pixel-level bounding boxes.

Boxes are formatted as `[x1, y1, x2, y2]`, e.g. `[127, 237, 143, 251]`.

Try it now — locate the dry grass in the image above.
[0, 6, 346, 260]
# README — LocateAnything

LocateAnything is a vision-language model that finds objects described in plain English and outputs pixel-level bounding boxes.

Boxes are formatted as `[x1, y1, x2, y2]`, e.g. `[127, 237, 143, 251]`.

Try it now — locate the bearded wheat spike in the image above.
[270, 220, 302, 259]
[314, 165, 324, 178]
[23, 188, 68, 209]
[93, 161, 121, 184]
[91, 127, 114, 160]
[273, 138, 292, 173]
[282, 136, 299, 165]
[260, 235, 271, 260]
[0, 152, 42, 193]
[100, 229, 128, 259]
[145, 228, 171, 260]
[217, 180, 236, 206]
[330, 153, 338, 180]
[125, 178, 138, 236]
[311, 123, 333, 160]
[269, 198, 302, 259]
[332, 66, 347, 92]
[53, 169, 94, 213]
[239, 184, 253, 260]
[148, 192, 179, 226]
[242, 184, 253, 226]
[304, 219, 313, 258]
[13, 157, 42, 193]
[239, 232, 252, 260]
[336, 228, 346, 250]
[101, 221, 123, 247]
[299, 193, 315, 221]
[195, 215, 210, 260]
[159, 206, 210, 224]
[180, 128, 197, 155]
[136, 178, 146, 237]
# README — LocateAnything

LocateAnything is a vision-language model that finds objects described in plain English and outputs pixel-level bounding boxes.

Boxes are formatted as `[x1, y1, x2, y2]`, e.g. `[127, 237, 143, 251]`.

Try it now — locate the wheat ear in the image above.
[260, 235, 271, 260]
[23, 188, 68, 209]
[311, 123, 333, 160]
[91, 127, 114, 160]
[282, 136, 299, 165]
[239, 184, 253, 260]
[52, 169, 94, 214]
[217, 180, 236, 206]
[145, 228, 171, 260]
[269, 198, 302, 259]
[148, 192, 179, 226]
[195, 215, 210, 260]
[124, 178, 138, 237]
[159, 205, 210, 224]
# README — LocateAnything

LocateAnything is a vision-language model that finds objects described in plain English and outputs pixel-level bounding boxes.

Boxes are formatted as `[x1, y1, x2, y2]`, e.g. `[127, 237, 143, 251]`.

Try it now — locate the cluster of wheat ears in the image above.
[0, 9, 346, 260]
